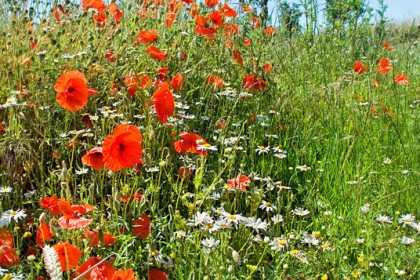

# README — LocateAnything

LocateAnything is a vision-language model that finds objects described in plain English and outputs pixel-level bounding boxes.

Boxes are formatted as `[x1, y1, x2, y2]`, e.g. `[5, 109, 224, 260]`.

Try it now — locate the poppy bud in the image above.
[217, 118, 226, 130]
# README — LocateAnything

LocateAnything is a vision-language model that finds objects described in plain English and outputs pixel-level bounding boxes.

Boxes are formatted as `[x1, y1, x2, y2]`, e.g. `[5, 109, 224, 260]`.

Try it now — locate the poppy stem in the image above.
[73, 253, 115, 280]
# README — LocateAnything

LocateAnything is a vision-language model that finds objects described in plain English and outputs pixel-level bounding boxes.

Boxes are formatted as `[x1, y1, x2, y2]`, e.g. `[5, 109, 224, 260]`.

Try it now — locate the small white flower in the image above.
[320, 242, 333, 251]
[259, 200, 276, 212]
[202, 220, 220, 233]
[296, 165, 311, 171]
[410, 222, 420, 232]
[0, 186, 13, 194]
[174, 230, 186, 239]
[242, 217, 268, 232]
[356, 238, 365, 244]
[272, 145, 286, 154]
[269, 236, 288, 251]
[290, 249, 308, 264]
[401, 236, 415, 245]
[1, 209, 27, 223]
[360, 204, 370, 213]
[398, 214, 416, 227]
[197, 143, 218, 151]
[291, 208, 310, 217]
[274, 153, 287, 159]
[145, 166, 160, 173]
[376, 215, 393, 225]
[221, 212, 244, 227]
[201, 237, 220, 252]
[301, 232, 319, 247]
[271, 214, 283, 224]
[383, 157, 392, 165]
[255, 146, 270, 155]
[75, 168, 89, 175]
[188, 212, 212, 227]
[215, 218, 233, 230]
[346, 180, 358, 185]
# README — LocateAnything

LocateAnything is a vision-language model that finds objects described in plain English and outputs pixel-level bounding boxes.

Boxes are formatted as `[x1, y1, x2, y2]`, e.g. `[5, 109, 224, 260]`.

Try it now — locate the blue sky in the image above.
[269, 0, 420, 23]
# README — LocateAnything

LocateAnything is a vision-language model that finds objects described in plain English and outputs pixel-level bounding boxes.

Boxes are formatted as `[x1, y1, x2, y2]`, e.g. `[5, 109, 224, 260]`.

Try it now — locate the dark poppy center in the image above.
[67, 86, 75, 93]
[119, 143, 125, 150]
[72, 211, 82, 218]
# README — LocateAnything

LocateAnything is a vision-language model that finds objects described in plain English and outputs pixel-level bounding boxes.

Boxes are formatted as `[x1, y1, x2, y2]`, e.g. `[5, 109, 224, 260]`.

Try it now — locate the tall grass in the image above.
[0, 0, 419, 279]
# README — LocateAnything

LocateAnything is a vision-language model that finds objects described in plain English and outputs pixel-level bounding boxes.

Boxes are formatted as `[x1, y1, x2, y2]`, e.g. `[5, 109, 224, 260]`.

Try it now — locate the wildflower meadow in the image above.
[0, 0, 419, 279]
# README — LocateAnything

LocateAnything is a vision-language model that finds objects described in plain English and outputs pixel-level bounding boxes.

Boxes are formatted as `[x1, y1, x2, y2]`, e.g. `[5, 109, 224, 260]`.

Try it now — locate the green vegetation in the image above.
[0, 0, 418, 279]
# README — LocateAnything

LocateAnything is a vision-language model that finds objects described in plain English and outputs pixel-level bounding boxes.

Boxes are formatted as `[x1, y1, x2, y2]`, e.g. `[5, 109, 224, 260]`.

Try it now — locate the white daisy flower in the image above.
[375, 215, 393, 225]
[398, 214, 416, 227]
[1, 209, 27, 223]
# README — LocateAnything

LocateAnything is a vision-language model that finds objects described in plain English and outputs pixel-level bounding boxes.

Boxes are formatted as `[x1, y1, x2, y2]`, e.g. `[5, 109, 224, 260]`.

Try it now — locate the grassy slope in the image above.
[0, 2, 419, 279]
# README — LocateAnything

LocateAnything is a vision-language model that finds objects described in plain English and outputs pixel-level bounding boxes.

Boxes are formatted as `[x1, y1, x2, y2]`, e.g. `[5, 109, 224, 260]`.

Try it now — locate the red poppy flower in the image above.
[264, 26, 276, 36]
[140, 74, 152, 89]
[146, 46, 167, 60]
[224, 24, 240, 37]
[168, 0, 183, 13]
[76, 257, 116, 280]
[250, 15, 261, 29]
[53, 242, 82, 271]
[376, 58, 393, 74]
[227, 174, 250, 191]
[206, 74, 223, 87]
[82, 0, 106, 12]
[94, 11, 108, 27]
[57, 200, 94, 230]
[217, 118, 227, 129]
[382, 40, 392, 51]
[195, 15, 218, 39]
[124, 73, 139, 96]
[0, 244, 19, 268]
[103, 124, 143, 171]
[53, 5, 61, 24]
[171, 73, 183, 92]
[178, 166, 194, 180]
[190, 2, 198, 17]
[174, 132, 208, 156]
[0, 228, 13, 247]
[242, 5, 252, 12]
[40, 195, 61, 216]
[209, 10, 223, 27]
[263, 63, 272, 73]
[165, 13, 176, 28]
[132, 213, 151, 240]
[243, 38, 251, 47]
[223, 3, 237, 18]
[151, 82, 175, 123]
[205, 0, 219, 8]
[112, 269, 136, 280]
[36, 223, 53, 248]
[243, 74, 266, 91]
[85, 230, 117, 247]
[108, 3, 123, 24]
[135, 30, 159, 44]
[121, 193, 143, 203]
[148, 268, 168, 280]
[82, 147, 104, 170]
[233, 50, 243, 65]
[82, 114, 94, 128]
[104, 50, 115, 63]
[353, 61, 367, 74]
[54, 71, 89, 112]
[395, 73, 409, 85]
